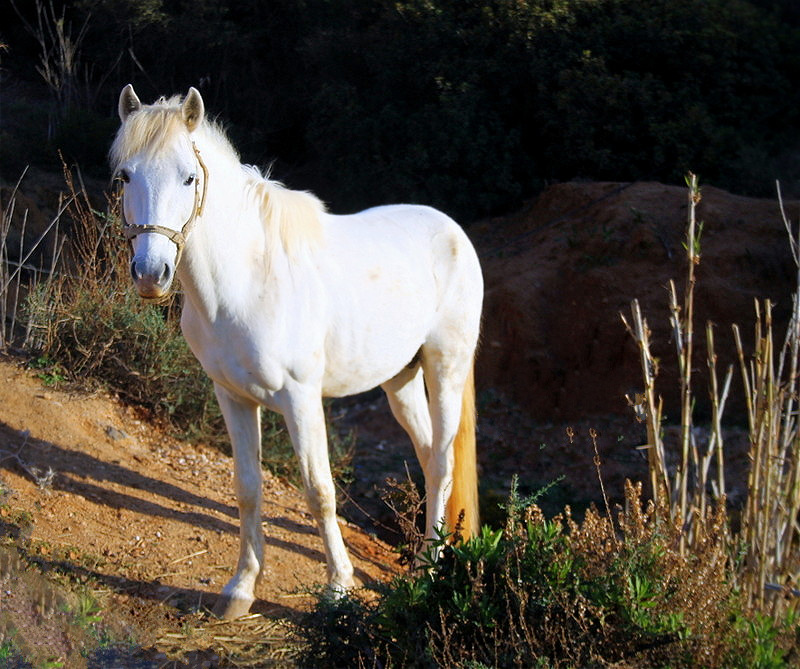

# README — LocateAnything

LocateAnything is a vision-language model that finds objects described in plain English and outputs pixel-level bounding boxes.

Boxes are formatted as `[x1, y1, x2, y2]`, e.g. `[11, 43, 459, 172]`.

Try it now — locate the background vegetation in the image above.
[2, 0, 800, 221]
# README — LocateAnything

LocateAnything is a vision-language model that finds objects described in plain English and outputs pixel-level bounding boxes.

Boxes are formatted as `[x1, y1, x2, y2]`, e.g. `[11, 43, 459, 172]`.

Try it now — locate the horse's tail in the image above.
[446, 361, 480, 540]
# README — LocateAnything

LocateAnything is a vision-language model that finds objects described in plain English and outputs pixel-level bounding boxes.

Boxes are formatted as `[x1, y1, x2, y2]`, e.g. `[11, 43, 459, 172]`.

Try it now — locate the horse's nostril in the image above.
[160, 263, 172, 284]
[130, 260, 172, 288]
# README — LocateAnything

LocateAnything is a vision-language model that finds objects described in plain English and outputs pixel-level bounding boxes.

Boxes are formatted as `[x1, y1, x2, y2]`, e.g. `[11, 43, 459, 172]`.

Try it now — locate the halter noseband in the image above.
[122, 143, 209, 269]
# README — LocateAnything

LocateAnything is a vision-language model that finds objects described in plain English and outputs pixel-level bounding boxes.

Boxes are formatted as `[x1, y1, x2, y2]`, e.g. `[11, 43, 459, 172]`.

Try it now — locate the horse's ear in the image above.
[182, 87, 204, 132]
[118, 84, 141, 122]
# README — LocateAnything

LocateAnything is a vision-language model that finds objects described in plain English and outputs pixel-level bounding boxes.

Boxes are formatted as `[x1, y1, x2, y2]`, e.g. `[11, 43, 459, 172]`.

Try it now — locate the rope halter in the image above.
[121, 143, 209, 269]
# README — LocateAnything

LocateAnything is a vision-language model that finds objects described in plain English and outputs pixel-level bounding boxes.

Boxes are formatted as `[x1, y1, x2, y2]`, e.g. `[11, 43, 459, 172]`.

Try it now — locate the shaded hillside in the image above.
[475, 181, 798, 420]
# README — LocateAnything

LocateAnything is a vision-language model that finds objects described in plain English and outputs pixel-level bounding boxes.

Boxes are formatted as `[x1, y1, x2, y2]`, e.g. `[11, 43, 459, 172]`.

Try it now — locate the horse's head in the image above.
[112, 85, 207, 300]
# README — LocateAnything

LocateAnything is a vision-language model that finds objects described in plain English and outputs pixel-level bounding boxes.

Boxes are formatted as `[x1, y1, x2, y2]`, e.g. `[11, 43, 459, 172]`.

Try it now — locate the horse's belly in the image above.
[321, 347, 418, 397]
[321, 293, 433, 397]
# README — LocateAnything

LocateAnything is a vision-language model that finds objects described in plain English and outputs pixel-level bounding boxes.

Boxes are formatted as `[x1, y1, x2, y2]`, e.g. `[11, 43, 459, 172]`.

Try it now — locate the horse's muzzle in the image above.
[130, 258, 174, 299]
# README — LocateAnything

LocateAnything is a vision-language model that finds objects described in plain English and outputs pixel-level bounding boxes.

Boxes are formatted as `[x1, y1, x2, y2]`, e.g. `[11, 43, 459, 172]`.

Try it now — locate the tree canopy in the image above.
[2, 0, 799, 220]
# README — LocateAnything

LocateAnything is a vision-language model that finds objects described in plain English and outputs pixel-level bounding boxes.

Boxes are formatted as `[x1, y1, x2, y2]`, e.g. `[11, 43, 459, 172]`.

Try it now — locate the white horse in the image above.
[111, 85, 483, 618]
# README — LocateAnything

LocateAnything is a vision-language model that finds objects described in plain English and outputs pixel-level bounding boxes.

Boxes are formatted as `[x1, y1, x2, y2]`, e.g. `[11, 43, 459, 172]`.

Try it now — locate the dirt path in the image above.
[0, 355, 398, 665]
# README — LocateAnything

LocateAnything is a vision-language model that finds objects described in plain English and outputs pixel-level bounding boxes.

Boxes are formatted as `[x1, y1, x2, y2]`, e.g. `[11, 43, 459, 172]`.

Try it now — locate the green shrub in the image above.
[6, 0, 800, 218]
[295, 480, 794, 667]
[301, 0, 800, 216]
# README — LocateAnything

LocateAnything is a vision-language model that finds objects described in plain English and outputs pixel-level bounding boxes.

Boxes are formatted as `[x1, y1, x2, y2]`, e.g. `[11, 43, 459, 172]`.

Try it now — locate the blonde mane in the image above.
[244, 171, 325, 257]
[111, 94, 325, 255]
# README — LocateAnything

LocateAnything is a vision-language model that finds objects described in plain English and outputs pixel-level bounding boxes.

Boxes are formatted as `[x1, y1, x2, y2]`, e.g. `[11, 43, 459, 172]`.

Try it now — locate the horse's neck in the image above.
[178, 166, 289, 322]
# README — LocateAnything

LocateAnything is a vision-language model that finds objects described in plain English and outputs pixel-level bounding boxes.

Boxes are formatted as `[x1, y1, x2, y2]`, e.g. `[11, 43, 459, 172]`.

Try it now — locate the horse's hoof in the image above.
[324, 575, 356, 600]
[323, 584, 347, 600]
[212, 593, 254, 619]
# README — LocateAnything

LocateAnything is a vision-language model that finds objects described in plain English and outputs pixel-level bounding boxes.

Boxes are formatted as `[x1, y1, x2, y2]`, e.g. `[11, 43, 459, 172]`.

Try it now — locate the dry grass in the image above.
[622, 173, 800, 620]
[154, 613, 295, 667]
[0, 167, 67, 352]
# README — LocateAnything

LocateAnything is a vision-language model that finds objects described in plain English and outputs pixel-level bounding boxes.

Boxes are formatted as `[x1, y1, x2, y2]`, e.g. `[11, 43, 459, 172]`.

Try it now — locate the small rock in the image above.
[105, 426, 128, 441]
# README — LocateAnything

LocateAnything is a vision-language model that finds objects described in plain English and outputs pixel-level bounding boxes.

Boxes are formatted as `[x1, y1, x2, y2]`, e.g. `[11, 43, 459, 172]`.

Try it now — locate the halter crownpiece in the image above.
[121, 143, 209, 269]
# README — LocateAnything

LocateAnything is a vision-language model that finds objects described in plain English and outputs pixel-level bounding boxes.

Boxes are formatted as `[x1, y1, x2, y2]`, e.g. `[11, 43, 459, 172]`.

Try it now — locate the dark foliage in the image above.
[1, 0, 799, 219]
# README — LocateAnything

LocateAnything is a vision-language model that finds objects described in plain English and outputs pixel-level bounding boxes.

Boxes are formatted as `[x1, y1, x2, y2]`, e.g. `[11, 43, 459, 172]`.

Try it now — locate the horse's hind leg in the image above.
[421, 347, 472, 540]
[283, 386, 355, 592]
[213, 384, 264, 619]
[382, 364, 433, 475]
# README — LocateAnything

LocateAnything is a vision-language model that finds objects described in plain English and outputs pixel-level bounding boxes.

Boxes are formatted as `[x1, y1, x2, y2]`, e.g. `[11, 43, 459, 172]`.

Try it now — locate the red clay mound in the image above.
[474, 181, 798, 420]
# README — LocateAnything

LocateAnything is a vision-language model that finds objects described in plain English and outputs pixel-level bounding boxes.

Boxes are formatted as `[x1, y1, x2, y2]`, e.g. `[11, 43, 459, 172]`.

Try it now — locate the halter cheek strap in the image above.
[121, 143, 209, 269]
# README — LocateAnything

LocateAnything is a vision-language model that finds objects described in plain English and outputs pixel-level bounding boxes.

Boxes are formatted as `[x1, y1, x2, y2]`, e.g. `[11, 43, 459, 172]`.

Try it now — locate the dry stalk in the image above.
[705, 322, 733, 507]
[622, 173, 729, 557]
[379, 466, 426, 568]
[0, 169, 67, 350]
[672, 173, 701, 552]
[620, 301, 669, 511]
[589, 427, 617, 546]
[728, 183, 800, 615]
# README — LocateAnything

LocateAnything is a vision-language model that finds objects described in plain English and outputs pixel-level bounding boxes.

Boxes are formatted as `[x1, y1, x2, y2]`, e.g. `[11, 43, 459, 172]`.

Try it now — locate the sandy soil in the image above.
[0, 355, 399, 665]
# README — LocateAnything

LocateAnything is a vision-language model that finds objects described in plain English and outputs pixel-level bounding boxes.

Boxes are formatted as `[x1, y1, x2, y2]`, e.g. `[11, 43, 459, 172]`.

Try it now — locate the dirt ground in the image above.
[0, 355, 399, 666]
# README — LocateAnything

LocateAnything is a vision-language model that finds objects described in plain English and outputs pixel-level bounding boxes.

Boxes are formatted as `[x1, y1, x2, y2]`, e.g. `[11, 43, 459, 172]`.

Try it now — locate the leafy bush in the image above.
[296, 480, 797, 667]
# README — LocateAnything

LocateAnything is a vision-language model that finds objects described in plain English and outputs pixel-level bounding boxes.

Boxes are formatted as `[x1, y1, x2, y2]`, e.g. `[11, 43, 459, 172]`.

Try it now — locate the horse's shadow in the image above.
[0, 419, 239, 533]
[0, 420, 380, 596]
[18, 548, 302, 620]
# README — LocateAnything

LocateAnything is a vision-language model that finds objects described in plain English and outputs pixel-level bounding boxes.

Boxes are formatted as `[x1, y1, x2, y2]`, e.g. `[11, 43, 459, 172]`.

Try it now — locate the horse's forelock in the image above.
[110, 97, 189, 169]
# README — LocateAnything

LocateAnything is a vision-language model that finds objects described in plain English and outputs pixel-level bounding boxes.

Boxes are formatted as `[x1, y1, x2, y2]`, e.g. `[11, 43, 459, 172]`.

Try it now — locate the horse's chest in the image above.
[180, 310, 309, 406]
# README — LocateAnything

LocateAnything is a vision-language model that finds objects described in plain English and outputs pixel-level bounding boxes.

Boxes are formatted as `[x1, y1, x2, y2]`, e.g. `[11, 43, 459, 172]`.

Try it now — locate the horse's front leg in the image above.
[284, 387, 355, 593]
[213, 383, 264, 619]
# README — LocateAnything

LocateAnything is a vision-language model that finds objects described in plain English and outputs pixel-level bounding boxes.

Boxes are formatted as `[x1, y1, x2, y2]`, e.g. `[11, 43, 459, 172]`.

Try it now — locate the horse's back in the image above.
[318, 204, 482, 396]
[327, 203, 480, 281]
[324, 203, 481, 319]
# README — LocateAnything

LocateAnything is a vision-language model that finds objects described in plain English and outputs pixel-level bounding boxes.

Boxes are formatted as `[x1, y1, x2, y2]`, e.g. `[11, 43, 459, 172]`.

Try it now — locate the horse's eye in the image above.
[117, 170, 130, 184]
[184, 174, 195, 186]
